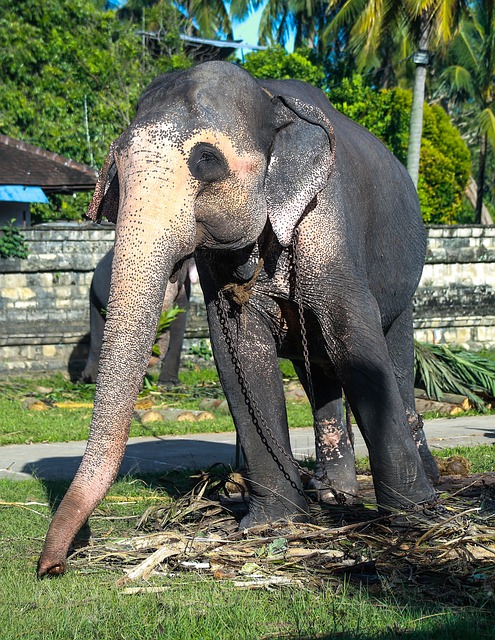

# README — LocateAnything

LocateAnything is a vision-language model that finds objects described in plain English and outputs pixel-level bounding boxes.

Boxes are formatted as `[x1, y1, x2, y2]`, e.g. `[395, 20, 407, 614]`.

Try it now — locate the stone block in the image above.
[13, 300, 37, 310]
[0, 273, 28, 289]
[454, 227, 473, 238]
[2, 224, 495, 374]
[426, 227, 444, 237]
[474, 324, 495, 343]
[54, 298, 72, 309]
[2, 287, 36, 301]
[42, 345, 57, 358]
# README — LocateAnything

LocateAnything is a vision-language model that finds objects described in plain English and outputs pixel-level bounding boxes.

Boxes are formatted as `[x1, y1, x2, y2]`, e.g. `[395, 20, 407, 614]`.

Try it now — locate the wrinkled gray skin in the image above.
[38, 61, 437, 577]
[80, 248, 190, 386]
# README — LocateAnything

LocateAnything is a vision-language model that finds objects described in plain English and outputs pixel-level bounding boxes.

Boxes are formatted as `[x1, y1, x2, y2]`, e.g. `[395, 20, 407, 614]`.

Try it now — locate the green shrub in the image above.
[241, 46, 326, 88]
[31, 192, 93, 224]
[0, 219, 29, 259]
[329, 76, 471, 224]
[0, 0, 190, 224]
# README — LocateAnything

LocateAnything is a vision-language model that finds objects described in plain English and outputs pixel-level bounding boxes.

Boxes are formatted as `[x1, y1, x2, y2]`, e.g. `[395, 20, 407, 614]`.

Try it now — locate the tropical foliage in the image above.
[0, 219, 29, 259]
[239, 3, 487, 218]
[435, 0, 495, 222]
[415, 342, 495, 408]
[1, 0, 492, 222]
[241, 46, 326, 87]
[0, 0, 190, 222]
[326, 0, 469, 189]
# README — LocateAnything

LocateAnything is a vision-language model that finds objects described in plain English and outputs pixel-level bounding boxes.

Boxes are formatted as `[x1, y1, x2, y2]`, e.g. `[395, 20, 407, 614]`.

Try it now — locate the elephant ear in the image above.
[86, 143, 119, 224]
[264, 92, 336, 247]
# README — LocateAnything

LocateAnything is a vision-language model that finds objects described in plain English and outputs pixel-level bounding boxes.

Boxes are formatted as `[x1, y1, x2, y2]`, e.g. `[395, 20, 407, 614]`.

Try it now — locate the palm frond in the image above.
[479, 107, 495, 149]
[438, 64, 475, 98]
[449, 28, 479, 72]
[414, 342, 495, 409]
[229, 0, 263, 21]
[324, 0, 366, 39]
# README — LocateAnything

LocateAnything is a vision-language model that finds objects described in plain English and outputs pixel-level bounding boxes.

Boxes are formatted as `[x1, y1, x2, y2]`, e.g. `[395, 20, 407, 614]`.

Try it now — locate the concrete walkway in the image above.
[1, 415, 494, 482]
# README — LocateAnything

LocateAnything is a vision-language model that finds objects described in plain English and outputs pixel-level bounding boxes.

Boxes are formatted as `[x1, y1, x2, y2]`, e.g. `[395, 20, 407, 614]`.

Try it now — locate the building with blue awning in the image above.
[0, 185, 49, 204]
[0, 135, 97, 227]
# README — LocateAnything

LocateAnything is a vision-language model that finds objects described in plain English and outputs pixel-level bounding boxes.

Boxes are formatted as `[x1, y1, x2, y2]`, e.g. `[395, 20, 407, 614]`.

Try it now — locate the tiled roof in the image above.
[0, 134, 98, 193]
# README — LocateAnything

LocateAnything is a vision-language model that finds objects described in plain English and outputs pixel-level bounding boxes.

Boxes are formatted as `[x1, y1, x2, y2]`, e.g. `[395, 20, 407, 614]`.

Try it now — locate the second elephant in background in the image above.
[80, 249, 193, 386]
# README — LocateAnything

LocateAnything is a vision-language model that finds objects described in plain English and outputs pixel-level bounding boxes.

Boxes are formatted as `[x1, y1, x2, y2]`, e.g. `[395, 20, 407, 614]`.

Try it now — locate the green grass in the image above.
[0, 367, 315, 446]
[4, 349, 495, 445]
[1, 445, 495, 640]
[3, 359, 494, 447]
[2, 363, 494, 638]
[433, 444, 495, 473]
[0, 395, 239, 446]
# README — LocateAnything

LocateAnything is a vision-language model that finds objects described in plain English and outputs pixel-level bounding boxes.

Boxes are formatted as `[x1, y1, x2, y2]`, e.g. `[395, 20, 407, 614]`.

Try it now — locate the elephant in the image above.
[79, 248, 191, 386]
[38, 61, 438, 577]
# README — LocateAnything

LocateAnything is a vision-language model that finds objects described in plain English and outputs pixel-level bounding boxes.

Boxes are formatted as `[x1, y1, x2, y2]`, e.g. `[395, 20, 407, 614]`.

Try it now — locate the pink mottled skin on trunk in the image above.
[38, 135, 198, 576]
[38, 120, 268, 577]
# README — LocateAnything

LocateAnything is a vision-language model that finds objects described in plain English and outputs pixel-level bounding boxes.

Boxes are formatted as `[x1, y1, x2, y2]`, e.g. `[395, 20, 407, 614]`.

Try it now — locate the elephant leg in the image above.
[79, 290, 106, 383]
[205, 296, 309, 527]
[292, 362, 360, 504]
[385, 306, 439, 484]
[158, 279, 190, 386]
[327, 296, 435, 511]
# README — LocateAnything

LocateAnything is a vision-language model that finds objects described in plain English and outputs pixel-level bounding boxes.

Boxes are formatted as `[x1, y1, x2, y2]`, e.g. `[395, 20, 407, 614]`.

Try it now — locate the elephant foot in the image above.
[157, 377, 180, 388]
[307, 476, 361, 506]
[238, 493, 309, 530]
[78, 369, 98, 384]
[374, 476, 437, 513]
[306, 457, 361, 506]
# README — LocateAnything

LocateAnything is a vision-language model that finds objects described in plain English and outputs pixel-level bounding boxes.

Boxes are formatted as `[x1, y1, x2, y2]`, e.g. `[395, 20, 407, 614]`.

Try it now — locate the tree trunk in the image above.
[466, 176, 492, 223]
[476, 133, 488, 224]
[407, 63, 427, 187]
[407, 14, 431, 189]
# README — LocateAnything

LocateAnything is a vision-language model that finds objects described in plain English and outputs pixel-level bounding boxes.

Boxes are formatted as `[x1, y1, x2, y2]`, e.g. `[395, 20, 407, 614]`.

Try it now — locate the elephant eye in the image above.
[188, 143, 229, 183]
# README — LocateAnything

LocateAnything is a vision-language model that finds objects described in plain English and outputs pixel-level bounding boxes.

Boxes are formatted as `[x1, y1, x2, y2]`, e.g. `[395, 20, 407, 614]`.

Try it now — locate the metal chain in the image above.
[215, 290, 308, 498]
[290, 227, 318, 419]
[289, 231, 340, 501]
[214, 229, 345, 501]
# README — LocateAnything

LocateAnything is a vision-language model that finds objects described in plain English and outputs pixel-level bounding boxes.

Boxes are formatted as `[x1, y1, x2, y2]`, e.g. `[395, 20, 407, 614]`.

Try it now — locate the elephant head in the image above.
[38, 61, 336, 576]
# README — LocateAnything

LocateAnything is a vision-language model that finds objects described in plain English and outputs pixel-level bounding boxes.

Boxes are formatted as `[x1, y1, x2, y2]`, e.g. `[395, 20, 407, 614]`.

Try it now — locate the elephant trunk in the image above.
[38, 203, 195, 577]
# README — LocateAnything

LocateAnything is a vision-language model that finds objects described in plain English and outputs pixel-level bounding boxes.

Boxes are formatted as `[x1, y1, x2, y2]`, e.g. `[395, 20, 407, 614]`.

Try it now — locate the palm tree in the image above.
[118, 0, 233, 39]
[326, 0, 468, 188]
[181, 0, 232, 39]
[437, 0, 495, 221]
[233, 0, 330, 56]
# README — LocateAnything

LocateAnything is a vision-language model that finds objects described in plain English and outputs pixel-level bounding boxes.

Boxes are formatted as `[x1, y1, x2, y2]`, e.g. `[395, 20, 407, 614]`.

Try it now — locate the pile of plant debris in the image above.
[69, 468, 495, 605]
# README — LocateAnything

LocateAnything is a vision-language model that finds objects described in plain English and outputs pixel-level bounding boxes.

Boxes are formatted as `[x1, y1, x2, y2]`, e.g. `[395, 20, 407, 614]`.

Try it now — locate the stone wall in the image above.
[414, 226, 495, 348]
[0, 223, 115, 375]
[0, 223, 494, 375]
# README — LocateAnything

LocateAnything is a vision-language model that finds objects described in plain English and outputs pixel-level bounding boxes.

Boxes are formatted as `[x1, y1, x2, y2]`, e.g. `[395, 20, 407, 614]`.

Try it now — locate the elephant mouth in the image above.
[196, 221, 249, 252]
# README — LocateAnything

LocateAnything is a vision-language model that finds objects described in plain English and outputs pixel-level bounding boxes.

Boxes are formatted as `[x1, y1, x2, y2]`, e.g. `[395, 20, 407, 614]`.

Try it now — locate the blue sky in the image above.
[231, 3, 294, 52]
[107, 0, 289, 52]
[231, 4, 263, 46]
